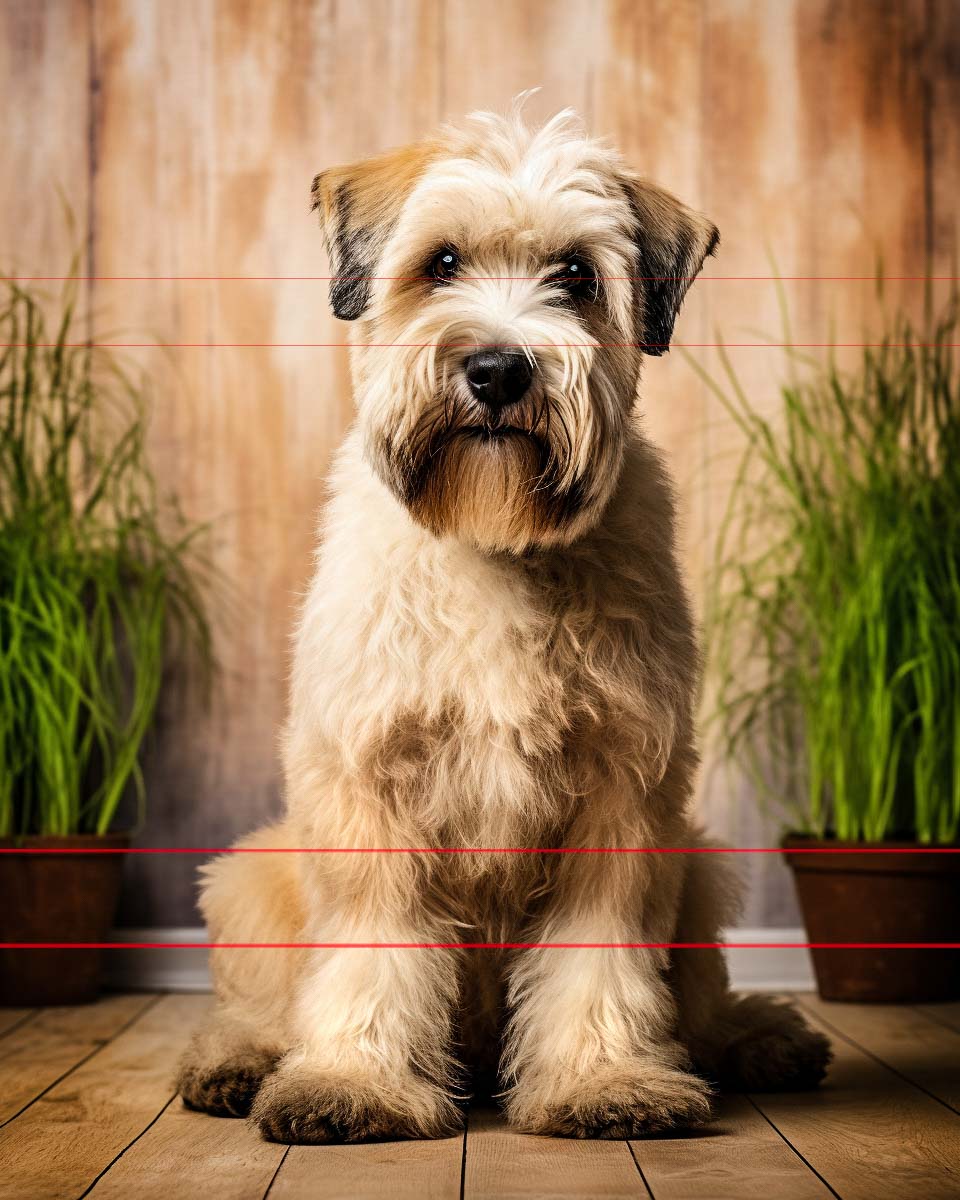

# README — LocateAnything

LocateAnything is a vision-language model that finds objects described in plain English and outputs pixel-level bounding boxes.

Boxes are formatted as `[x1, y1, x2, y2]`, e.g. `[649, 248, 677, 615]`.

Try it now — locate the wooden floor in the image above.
[0, 994, 958, 1199]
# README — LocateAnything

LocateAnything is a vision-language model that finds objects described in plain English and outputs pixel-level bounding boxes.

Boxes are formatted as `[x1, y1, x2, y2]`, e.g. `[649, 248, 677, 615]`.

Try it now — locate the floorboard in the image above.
[745, 999, 960, 1200]
[0, 993, 210, 1200]
[629, 1093, 832, 1199]
[914, 1001, 960, 1034]
[271, 1130, 464, 1200]
[796, 995, 960, 1112]
[2, 992, 959, 1198]
[0, 1008, 35, 1038]
[86, 1102, 286, 1200]
[0, 993, 156, 1126]
[462, 1105, 647, 1199]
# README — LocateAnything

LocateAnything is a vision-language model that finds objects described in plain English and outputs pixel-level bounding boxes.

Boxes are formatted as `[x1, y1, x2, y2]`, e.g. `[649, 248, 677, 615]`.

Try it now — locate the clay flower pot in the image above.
[0, 834, 129, 1005]
[782, 834, 960, 1002]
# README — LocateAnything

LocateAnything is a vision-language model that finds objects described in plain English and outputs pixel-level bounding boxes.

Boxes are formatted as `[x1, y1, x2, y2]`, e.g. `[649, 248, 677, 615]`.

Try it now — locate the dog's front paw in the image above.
[508, 1060, 714, 1139]
[178, 1049, 280, 1118]
[251, 1066, 462, 1144]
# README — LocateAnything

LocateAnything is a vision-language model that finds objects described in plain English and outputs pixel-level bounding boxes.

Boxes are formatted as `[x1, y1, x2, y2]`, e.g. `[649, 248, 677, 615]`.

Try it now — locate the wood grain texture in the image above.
[271, 1131, 464, 1199]
[0, 993, 155, 1125]
[0, 993, 210, 1200]
[0, 0, 92, 277]
[87, 1101, 285, 1200]
[0, 1010, 34, 1039]
[749, 999, 960, 1200]
[915, 1002, 960, 1033]
[3, 1, 958, 927]
[2, 996, 960, 1198]
[442, 0, 598, 125]
[462, 1105, 647, 1198]
[928, 0, 960, 311]
[629, 1093, 831, 1199]
[695, 0, 938, 922]
[85, 0, 443, 924]
[796, 995, 960, 1112]
[592, 0, 710, 669]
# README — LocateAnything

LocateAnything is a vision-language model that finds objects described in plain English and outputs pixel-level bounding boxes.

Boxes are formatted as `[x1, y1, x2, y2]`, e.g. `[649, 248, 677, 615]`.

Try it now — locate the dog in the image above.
[177, 105, 831, 1144]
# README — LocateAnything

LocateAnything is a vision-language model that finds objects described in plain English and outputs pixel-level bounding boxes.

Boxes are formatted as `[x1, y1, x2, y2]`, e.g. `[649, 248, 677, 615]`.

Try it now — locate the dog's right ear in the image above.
[312, 141, 439, 321]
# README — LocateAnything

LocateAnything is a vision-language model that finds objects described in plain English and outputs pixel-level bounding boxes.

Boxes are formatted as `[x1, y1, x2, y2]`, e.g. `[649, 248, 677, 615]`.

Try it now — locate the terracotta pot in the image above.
[782, 834, 960, 1003]
[0, 834, 129, 1005]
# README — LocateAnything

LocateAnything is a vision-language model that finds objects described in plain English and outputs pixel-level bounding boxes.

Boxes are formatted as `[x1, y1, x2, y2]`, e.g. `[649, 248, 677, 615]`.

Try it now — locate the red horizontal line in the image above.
[4, 275, 958, 283]
[1, 846, 956, 854]
[2, 343, 954, 350]
[4, 941, 959, 950]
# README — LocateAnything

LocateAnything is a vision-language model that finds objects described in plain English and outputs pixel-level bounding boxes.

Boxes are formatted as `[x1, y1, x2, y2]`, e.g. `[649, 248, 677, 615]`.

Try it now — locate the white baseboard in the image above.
[723, 928, 815, 992]
[105, 927, 814, 994]
[106, 928, 213, 993]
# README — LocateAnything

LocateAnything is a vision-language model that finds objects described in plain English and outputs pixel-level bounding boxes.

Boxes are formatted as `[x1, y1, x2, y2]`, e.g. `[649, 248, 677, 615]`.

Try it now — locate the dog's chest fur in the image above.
[290, 429, 693, 856]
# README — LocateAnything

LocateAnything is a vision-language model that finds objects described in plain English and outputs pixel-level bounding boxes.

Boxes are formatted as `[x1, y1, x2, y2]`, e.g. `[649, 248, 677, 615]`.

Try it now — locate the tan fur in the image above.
[177, 105, 830, 1143]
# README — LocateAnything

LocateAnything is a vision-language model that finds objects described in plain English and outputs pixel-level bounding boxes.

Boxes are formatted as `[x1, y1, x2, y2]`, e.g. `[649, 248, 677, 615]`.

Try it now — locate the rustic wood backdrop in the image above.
[3, 0, 957, 926]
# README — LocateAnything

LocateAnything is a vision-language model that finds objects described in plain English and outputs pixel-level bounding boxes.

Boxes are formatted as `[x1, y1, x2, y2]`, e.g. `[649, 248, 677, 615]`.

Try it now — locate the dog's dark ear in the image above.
[312, 141, 439, 321]
[621, 177, 719, 355]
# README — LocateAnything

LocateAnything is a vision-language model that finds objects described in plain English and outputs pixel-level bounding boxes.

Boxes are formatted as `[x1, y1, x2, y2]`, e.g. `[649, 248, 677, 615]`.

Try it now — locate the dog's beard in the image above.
[361, 302, 634, 553]
[380, 387, 587, 555]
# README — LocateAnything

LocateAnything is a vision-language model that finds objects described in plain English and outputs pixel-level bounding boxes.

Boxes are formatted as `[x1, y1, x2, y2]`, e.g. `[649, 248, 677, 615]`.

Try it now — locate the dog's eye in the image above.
[429, 248, 460, 284]
[549, 256, 599, 301]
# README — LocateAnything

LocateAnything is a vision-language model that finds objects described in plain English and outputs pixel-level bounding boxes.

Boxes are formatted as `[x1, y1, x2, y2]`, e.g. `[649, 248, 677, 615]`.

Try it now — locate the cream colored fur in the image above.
[177, 106, 830, 1143]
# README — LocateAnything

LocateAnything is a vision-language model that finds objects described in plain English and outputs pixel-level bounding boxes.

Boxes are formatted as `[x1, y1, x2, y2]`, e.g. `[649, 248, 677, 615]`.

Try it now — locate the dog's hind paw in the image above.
[722, 1024, 832, 1091]
[251, 1067, 462, 1144]
[717, 996, 832, 1091]
[508, 1059, 714, 1139]
[178, 1050, 279, 1118]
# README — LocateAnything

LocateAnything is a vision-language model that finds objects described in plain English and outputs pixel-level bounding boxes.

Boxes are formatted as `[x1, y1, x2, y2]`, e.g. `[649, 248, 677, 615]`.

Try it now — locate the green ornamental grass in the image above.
[693, 293, 960, 844]
[0, 274, 212, 837]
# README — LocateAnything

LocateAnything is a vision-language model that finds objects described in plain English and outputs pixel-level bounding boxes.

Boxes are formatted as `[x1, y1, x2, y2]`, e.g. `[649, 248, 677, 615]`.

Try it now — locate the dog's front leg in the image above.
[251, 850, 462, 1144]
[502, 828, 713, 1138]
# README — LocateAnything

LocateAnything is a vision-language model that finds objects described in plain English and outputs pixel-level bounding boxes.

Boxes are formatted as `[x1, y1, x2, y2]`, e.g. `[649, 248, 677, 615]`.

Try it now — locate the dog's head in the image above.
[312, 108, 717, 554]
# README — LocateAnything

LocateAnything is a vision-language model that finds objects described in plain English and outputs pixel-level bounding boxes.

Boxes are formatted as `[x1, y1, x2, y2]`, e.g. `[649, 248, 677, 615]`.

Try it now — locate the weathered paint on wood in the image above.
[2, 1, 955, 926]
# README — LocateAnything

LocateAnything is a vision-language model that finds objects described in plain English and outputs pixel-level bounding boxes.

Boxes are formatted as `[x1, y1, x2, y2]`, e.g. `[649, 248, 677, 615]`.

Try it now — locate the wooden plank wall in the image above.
[3, 0, 957, 926]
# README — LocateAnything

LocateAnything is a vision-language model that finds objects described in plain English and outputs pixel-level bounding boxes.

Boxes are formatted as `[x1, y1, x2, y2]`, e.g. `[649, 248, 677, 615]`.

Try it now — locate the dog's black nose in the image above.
[464, 351, 533, 410]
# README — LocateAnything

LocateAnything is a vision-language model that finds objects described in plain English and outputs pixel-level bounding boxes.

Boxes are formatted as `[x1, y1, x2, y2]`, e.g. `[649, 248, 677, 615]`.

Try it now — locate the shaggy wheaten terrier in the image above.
[177, 106, 831, 1144]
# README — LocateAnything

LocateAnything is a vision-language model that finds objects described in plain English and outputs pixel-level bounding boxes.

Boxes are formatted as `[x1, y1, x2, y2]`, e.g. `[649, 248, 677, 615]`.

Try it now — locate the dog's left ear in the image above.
[621, 177, 719, 355]
[312, 141, 439, 321]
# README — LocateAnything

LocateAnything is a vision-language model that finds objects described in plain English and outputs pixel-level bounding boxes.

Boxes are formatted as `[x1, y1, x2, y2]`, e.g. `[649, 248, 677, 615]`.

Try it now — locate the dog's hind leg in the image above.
[176, 823, 299, 1116]
[671, 844, 832, 1091]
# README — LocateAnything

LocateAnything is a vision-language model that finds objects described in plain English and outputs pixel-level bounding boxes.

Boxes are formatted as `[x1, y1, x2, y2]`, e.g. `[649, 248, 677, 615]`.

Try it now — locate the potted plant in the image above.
[0, 275, 212, 1005]
[697, 292, 960, 1002]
